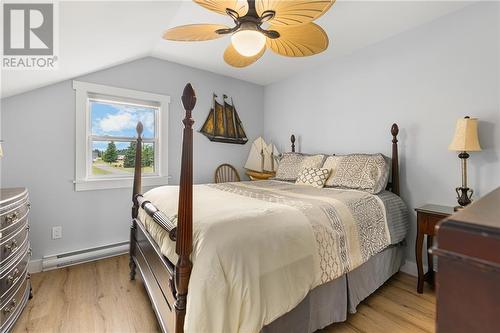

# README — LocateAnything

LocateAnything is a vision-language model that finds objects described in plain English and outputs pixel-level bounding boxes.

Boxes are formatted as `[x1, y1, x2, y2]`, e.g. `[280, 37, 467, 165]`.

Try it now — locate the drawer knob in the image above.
[5, 212, 19, 224]
[3, 299, 17, 314]
[5, 239, 18, 253]
[6, 268, 20, 286]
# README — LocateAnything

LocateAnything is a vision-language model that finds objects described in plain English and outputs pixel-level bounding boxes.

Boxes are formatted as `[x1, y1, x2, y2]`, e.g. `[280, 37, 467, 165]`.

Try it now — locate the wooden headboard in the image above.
[287, 124, 400, 196]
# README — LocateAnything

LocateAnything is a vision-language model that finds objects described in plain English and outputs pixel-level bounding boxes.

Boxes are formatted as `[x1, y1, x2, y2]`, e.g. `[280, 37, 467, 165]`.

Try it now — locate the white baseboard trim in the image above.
[40, 241, 129, 272]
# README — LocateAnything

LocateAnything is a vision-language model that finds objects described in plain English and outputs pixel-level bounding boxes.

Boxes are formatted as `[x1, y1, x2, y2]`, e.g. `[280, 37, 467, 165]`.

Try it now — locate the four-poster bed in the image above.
[129, 83, 406, 333]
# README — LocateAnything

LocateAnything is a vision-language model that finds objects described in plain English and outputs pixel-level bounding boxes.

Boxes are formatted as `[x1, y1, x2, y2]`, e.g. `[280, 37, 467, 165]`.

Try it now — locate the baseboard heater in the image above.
[42, 241, 129, 271]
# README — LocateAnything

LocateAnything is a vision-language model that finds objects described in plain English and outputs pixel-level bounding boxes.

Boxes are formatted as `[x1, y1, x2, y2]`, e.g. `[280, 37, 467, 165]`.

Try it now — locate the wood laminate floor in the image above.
[12, 255, 435, 333]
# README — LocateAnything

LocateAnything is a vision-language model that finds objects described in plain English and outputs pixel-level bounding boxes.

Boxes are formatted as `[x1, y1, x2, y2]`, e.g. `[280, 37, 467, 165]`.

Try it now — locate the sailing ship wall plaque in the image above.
[199, 94, 248, 144]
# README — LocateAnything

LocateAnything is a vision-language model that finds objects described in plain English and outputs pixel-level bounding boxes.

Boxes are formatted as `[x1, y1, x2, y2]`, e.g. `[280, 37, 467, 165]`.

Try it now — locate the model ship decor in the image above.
[245, 137, 279, 180]
[200, 94, 248, 144]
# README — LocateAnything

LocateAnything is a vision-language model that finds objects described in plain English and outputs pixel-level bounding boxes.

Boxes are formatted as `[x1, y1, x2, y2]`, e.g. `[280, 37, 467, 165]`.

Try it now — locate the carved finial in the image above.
[391, 123, 399, 138]
[136, 122, 143, 137]
[223, 94, 228, 100]
[182, 83, 196, 112]
[291, 134, 296, 152]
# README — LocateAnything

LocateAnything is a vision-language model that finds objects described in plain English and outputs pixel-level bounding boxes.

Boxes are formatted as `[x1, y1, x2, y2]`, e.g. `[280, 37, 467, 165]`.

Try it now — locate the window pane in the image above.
[90, 100, 156, 138]
[91, 140, 155, 177]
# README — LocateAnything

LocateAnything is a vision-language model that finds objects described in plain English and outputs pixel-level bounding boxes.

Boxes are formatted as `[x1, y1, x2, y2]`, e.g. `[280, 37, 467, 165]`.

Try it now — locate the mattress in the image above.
[137, 180, 409, 333]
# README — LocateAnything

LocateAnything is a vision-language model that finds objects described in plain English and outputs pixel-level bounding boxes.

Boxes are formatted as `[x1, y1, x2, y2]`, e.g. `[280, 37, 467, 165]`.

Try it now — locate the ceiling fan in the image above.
[163, 0, 335, 68]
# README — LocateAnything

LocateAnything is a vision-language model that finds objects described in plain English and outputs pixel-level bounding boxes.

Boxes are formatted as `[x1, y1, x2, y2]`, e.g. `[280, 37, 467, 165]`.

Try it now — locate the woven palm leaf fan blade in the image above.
[266, 23, 329, 57]
[224, 44, 266, 67]
[255, 0, 335, 26]
[193, 0, 248, 16]
[163, 24, 230, 41]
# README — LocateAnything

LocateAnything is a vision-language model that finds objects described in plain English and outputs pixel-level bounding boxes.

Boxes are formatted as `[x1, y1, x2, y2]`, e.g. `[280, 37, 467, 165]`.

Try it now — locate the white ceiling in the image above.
[1, 0, 475, 98]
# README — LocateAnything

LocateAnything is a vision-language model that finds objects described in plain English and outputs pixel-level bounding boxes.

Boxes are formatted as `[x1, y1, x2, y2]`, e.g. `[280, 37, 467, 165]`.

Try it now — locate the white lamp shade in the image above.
[448, 117, 481, 152]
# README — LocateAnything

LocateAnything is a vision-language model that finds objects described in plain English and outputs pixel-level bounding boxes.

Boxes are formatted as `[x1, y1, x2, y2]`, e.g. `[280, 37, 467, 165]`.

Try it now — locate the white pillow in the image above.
[295, 167, 331, 188]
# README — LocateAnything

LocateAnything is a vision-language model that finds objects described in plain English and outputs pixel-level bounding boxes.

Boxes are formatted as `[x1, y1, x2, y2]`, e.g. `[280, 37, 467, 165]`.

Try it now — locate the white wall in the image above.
[263, 2, 499, 265]
[1, 57, 264, 260]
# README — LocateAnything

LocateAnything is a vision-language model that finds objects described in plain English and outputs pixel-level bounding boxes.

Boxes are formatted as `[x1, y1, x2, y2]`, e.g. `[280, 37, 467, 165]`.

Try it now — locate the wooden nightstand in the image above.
[414, 204, 454, 294]
[245, 170, 275, 181]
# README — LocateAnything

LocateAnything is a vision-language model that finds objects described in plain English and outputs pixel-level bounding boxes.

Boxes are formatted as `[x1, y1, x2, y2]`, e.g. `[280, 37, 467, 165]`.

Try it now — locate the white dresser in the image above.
[0, 188, 31, 333]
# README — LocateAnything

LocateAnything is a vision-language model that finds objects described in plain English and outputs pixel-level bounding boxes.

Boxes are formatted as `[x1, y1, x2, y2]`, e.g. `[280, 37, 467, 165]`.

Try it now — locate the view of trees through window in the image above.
[89, 99, 157, 177]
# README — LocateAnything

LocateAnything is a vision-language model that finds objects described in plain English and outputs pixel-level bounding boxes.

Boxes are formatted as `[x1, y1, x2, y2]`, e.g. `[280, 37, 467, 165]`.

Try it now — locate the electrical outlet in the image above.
[52, 226, 62, 239]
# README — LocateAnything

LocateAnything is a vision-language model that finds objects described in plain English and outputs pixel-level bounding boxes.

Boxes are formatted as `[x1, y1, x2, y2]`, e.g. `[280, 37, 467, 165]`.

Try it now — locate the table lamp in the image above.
[448, 116, 481, 210]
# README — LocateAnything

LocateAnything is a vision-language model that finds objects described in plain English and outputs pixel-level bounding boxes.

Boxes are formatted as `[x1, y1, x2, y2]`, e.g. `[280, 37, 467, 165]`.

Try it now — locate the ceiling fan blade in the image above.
[256, 0, 335, 26]
[163, 24, 229, 41]
[224, 44, 265, 68]
[266, 23, 328, 57]
[193, 0, 248, 17]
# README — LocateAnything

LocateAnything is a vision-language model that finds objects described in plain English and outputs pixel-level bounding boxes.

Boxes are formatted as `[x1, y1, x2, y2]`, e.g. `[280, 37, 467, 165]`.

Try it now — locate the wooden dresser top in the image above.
[449, 187, 500, 232]
[434, 187, 500, 268]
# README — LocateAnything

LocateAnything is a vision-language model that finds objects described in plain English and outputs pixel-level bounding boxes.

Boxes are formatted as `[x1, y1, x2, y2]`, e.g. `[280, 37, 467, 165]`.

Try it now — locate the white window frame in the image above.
[73, 81, 170, 191]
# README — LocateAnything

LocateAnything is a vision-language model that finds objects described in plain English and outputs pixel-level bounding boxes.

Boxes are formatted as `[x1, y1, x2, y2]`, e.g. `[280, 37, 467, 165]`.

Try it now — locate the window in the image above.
[74, 81, 170, 191]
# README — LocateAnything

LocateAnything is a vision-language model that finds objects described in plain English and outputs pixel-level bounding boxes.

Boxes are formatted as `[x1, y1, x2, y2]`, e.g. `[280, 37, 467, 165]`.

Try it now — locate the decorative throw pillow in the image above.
[329, 154, 390, 194]
[322, 155, 343, 187]
[295, 167, 331, 188]
[275, 153, 325, 181]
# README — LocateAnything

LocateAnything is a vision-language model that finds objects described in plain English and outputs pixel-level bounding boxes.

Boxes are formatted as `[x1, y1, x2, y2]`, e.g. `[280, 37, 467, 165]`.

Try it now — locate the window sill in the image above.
[74, 175, 169, 192]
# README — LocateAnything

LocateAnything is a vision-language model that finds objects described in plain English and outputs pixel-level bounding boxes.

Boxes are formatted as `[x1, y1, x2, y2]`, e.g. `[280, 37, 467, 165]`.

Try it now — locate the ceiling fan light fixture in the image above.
[231, 30, 266, 57]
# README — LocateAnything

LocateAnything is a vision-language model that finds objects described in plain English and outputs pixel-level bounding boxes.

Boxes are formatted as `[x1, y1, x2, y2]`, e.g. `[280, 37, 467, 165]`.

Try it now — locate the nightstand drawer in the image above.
[420, 213, 447, 235]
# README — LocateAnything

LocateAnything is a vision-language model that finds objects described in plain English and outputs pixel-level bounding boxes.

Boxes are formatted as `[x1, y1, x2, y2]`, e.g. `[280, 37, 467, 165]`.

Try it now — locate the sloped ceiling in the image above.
[1, 0, 474, 98]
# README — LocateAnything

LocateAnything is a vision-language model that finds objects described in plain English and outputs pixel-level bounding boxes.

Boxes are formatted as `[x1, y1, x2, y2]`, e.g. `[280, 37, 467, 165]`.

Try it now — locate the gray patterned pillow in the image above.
[295, 167, 330, 188]
[275, 153, 325, 181]
[329, 154, 389, 194]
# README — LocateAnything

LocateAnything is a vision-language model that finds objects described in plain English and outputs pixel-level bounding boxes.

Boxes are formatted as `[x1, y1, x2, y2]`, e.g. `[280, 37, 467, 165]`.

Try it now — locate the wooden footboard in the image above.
[130, 83, 196, 333]
[128, 82, 401, 333]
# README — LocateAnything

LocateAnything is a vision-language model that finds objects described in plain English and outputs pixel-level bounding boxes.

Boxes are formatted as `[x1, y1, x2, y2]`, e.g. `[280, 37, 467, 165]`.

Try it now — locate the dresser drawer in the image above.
[0, 225, 29, 265]
[0, 244, 30, 298]
[0, 196, 29, 235]
[0, 275, 29, 330]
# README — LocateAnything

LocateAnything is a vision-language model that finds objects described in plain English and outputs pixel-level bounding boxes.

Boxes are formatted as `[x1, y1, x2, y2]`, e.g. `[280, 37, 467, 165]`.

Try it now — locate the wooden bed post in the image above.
[291, 134, 296, 153]
[130, 122, 143, 280]
[391, 123, 400, 196]
[175, 83, 196, 333]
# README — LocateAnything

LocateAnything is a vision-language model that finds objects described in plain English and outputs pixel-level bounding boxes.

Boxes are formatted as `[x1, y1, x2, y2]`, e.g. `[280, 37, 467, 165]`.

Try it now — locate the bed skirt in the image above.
[261, 244, 405, 333]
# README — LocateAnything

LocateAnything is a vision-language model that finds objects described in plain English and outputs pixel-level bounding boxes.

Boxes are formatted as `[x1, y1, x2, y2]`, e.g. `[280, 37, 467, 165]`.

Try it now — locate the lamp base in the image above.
[455, 186, 473, 210]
